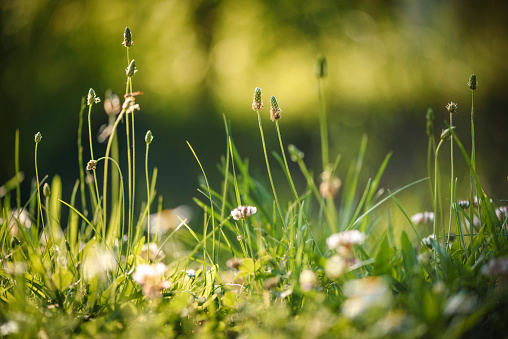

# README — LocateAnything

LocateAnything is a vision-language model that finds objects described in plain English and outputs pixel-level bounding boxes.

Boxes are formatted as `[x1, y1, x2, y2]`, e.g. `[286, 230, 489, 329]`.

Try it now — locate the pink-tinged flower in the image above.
[231, 205, 257, 221]
[299, 269, 317, 292]
[132, 263, 171, 299]
[140, 243, 164, 262]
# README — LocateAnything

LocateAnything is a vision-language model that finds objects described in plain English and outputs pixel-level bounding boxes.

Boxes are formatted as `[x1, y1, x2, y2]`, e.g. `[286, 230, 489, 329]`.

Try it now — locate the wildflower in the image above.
[185, 269, 196, 278]
[140, 242, 163, 262]
[440, 127, 455, 141]
[122, 27, 134, 47]
[145, 130, 153, 144]
[325, 255, 346, 279]
[299, 269, 316, 292]
[288, 144, 304, 162]
[86, 160, 97, 171]
[496, 206, 508, 221]
[148, 205, 192, 235]
[122, 94, 141, 114]
[1, 209, 33, 236]
[410, 211, 434, 224]
[231, 205, 257, 220]
[457, 200, 470, 209]
[315, 55, 328, 78]
[252, 87, 263, 112]
[0, 321, 19, 336]
[87, 88, 100, 105]
[43, 183, 51, 197]
[481, 256, 508, 276]
[341, 277, 392, 319]
[34, 132, 42, 143]
[444, 292, 477, 315]
[236, 235, 243, 241]
[126, 59, 137, 77]
[445, 101, 458, 114]
[104, 90, 121, 116]
[132, 263, 171, 299]
[326, 230, 365, 251]
[421, 234, 436, 248]
[269, 96, 282, 122]
[319, 170, 342, 199]
[467, 74, 477, 90]
[82, 247, 117, 281]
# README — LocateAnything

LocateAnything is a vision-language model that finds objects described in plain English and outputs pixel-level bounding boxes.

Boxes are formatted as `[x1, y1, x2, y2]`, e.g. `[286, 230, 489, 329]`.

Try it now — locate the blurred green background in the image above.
[1, 0, 507, 215]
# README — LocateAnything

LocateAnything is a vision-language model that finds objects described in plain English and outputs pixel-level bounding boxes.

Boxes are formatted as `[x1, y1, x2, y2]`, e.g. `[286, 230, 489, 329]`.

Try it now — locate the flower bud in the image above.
[126, 59, 137, 77]
[87, 88, 101, 105]
[269, 96, 282, 122]
[467, 74, 477, 90]
[145, 130, 153, 144]
[315, 55, 328, 78]
[34, 132, 42, 143]
[43, 183, 51, 197]
[86, 160, 97, 171]
[440, 127, 455, 141]
[445, 102, 458, 114]
[65, 240, 71, 252]
[252, 87, 263, 112]
[123, 27, 134, 47]
[288, 144, 304, 162]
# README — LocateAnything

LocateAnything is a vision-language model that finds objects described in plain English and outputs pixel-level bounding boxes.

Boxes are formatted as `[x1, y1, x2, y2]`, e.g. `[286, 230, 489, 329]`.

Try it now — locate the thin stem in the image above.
[35, 142, 50, 249]
[77, 98, 87, 218]
[434, 140, 444, 238]
[469, 90, 475, 253]
[448, 113, 454, 246]
[103, 110, 127, 252]
[87, 104, 104, 236]
[15, 129, 20, 211]
[275, 121, 322, 255]
[256, 111, 285, 228]
[318, 77, 329, 171]
[145, 142, 151, 260]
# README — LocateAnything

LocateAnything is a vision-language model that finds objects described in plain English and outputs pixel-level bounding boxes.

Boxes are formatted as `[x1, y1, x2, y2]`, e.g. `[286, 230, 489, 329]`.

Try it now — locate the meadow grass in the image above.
[1, 29, 507, 338]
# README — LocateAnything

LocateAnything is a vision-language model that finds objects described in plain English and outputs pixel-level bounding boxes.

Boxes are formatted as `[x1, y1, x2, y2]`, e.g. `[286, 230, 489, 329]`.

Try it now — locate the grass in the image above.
[1, 29, 508, 339]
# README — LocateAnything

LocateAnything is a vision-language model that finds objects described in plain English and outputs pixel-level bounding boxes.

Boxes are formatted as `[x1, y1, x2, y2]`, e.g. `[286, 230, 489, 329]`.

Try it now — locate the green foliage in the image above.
[0, 28, 507, 339]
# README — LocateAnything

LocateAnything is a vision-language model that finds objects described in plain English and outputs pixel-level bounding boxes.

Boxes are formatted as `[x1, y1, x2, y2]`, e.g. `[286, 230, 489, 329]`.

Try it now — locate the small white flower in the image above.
[326, 230, 365, 251]
[132, 263, 170, 298]
[325, 255, 346, 279]
[421, 234, 436, 247]
[410, 212, 434, 224]
[299, 269, 316, 292]
[231, 205, 257, 220]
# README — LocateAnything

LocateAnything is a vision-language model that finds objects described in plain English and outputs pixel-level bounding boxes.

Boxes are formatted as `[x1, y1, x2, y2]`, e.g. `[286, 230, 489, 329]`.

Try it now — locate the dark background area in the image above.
[1, 0, 507, 219]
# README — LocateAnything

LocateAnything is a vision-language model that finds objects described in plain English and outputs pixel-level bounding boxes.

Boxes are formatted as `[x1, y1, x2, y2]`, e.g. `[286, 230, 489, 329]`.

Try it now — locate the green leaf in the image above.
[373, 233, 394, 276]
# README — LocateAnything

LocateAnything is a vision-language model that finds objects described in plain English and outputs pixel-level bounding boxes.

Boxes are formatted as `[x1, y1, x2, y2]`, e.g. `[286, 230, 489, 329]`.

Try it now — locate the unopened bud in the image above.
[440, 127, 455, 141]
[43, 183, 51, 197]
[252, 87, 263, 112]
[87, 88, 101, 105]
[126, 59, 137, 77]
[288, 144, 304, 162]
[467, 74, 477, 90]
[145, 130, 153, 144]
[123, 27, 134, 47]
[34, 132, 42, 143]
[269, 96, 282, 122]
[65, 240, 71, 252]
